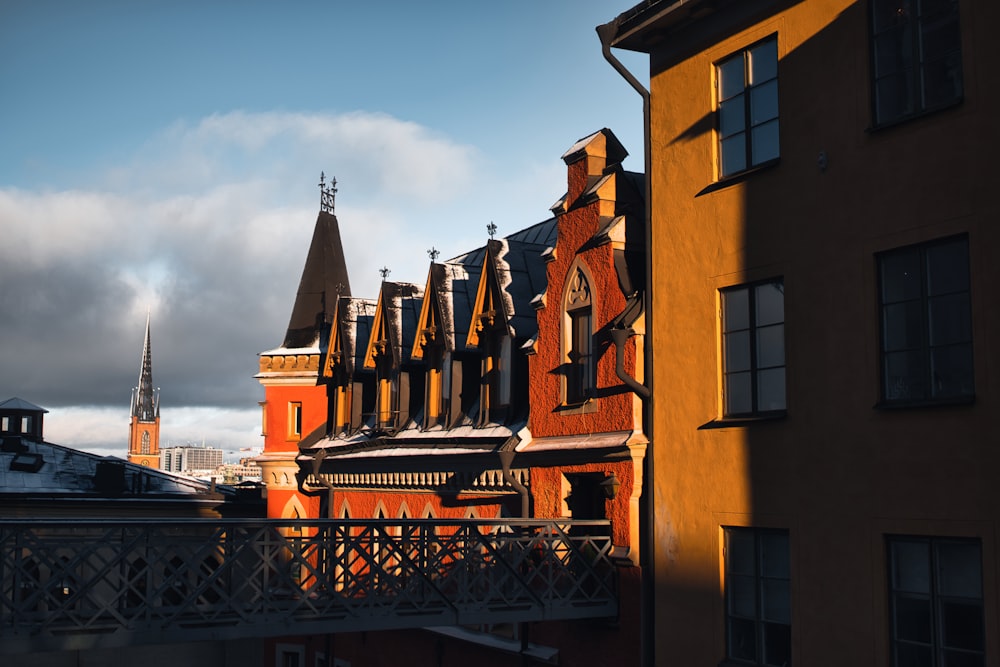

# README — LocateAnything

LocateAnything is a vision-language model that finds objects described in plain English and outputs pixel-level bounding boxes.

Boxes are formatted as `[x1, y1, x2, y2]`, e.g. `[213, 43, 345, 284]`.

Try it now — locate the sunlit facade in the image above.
[605, 0, 998, 665]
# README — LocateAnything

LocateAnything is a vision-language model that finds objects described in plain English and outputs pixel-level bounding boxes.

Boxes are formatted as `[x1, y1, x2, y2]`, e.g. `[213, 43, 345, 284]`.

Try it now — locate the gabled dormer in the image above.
[322, 296, 376, 435]
[466, 239, 516, 426]
[412, 262, 464, 429]
[363, 281, 423, 432]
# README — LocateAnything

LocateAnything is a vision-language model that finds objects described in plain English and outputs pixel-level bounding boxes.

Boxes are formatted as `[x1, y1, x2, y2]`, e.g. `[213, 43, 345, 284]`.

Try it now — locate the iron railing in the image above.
[0, 518, 617, 654]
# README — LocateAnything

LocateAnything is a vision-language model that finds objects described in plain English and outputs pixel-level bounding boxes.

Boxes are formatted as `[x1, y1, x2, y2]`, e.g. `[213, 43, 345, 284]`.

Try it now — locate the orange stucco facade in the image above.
[608, 0, 1000, 665]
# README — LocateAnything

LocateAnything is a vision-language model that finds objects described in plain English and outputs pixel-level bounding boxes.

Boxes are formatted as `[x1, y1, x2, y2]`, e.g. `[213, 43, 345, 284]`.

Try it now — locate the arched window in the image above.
[564, 264, 594, 404]
[141, 431, 150, 455]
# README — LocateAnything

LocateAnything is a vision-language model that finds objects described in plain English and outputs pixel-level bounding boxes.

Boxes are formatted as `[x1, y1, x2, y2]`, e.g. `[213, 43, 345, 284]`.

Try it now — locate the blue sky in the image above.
[0, 1, 647, 458]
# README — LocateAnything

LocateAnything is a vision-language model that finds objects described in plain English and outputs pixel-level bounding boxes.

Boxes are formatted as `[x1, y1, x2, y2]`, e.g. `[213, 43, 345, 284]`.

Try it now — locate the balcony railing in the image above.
[0, 518, 617, 654]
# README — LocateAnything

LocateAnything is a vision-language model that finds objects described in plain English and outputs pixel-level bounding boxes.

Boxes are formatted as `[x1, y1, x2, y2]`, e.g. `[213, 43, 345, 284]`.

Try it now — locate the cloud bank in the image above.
[0, 110, 560, 455]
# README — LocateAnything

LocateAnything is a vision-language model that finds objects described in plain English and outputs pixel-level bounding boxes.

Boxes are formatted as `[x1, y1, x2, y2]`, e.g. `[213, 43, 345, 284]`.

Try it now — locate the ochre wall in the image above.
[644, 1, 1000, 665]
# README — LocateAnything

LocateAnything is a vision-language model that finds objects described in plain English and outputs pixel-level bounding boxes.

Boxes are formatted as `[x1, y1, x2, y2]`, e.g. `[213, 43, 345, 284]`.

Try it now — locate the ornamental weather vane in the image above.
[487, 221, 497, 239]
[379, 266, 391, 281]
[427, 247, 440, 261]
[319, 171, 338, 213]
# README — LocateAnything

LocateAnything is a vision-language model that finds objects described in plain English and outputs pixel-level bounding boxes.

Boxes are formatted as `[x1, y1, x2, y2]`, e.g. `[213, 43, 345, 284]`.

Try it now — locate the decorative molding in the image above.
[310, 467, 529, 493]
[258, 353, 320, 374]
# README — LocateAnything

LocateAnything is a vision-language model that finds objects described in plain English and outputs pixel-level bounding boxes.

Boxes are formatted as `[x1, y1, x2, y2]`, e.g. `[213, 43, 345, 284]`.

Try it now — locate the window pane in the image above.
[941, 648, 985, 667]
[729, 574, 756, 617]
[760, 532, 790, 577]
[876, 70, 914, 124]
[749, 39, 777, 84]
[895, 641, 933, 667]
[725, 331, 751, 373]
[723, 288, 750, 331]
[726, 372, 753, 415]
[926, 238, 969, 296]
[929, 344, 973, 398]
[728, 617, 757, 661]
[750, 79, 779, 124]
[719, 96, 746, 138]
[895, 596, 933, 642]
[718, 55, 746, 101]
[928, 293, 971, 345]
[874, 31, 907, 77]
[755, 282, 784, 326]
[881, 247, 921, 302]
[939, 601, 984, 651]
[936, 541, 982, 598]
[757, 368, 786, 412]
[721, 134, 747, 176]
[883, 301, 923, 351]
[761, 578, 790, 623]
[751, 120, 780, 165]
[892, 540, 931, 594]
[762, 622, 791, 667]
[884, 350, 926, 400]
[727, 529, 756, 575]
[757, 324, 785, 368]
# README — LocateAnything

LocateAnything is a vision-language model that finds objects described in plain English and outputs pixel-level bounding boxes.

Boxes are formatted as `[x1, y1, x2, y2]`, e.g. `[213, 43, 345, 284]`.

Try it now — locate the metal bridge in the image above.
[0, 518, 617, 655]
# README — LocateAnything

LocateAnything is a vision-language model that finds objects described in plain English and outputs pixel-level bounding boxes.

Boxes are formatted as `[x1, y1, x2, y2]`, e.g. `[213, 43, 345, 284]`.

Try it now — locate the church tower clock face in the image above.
[141, 459, 149, 467]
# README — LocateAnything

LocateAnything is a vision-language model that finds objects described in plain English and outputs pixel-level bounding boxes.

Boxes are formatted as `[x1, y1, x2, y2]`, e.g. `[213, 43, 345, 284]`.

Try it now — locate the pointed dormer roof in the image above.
[322, 296, 377, 381]
[133, 314, 158, 422]
[363, 281, 423, 370]
[411, 261, 478, 358]
[282, 176, 352, 349]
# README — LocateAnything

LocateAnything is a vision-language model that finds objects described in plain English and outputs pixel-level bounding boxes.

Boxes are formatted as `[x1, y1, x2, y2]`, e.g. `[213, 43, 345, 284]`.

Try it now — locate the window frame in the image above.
[723, 527, 792, 667]
[868, 0, 964, 128]
[720, 278, 787, 418]
[715, 34, 780, 179]
[886, 535, 984, 667]
[287, 401, 303, 440]
[562, 262, 596, 408]
[876, 234, 973, 407]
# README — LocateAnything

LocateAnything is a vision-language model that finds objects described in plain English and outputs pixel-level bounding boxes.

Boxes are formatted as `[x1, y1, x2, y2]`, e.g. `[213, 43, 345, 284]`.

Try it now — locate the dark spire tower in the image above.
[128, 313, 161, 469]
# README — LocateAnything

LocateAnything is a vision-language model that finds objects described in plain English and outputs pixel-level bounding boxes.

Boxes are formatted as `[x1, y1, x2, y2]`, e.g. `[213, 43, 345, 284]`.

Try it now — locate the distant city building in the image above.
[161, 446, 224, 474]
[127, 314, 161, 469]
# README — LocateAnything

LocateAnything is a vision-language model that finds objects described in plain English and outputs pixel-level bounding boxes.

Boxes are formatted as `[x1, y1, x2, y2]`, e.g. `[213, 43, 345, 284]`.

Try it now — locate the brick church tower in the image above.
[127, 314, 161, 468]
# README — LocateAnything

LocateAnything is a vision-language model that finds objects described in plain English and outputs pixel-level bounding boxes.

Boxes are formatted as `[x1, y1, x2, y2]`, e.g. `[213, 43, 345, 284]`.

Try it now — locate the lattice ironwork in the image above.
[0, 518, 616, 654]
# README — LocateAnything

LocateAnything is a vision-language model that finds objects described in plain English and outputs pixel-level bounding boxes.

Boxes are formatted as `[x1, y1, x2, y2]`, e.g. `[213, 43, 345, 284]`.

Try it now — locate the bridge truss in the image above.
[0, 518, 617, 654]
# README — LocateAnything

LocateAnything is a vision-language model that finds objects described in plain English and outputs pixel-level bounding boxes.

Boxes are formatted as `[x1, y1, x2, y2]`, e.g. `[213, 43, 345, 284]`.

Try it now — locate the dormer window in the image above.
[564, 265, 595, 405]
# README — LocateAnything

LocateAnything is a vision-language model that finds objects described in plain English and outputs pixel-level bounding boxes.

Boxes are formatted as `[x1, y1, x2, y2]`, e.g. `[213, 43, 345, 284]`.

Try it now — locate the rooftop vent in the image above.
[10, 452, 43, 473]
[94, 459, 126, 496]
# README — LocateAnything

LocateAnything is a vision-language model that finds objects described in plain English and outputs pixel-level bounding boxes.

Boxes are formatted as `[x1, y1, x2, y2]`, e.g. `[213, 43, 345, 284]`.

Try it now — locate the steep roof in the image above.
[282, 210, 352, 349]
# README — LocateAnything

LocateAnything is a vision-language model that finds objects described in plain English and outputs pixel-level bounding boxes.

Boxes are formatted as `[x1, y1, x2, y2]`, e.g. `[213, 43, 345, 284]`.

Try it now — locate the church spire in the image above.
[133, 312, 159, 422]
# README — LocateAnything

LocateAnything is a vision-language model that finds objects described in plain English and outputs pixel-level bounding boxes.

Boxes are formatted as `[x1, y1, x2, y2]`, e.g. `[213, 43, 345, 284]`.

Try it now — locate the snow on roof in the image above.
[0, 437, 233, 499]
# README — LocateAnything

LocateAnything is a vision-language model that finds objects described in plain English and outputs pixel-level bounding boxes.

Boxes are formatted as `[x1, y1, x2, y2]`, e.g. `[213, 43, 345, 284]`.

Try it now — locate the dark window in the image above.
[721, 280, 786, 416]
[567, 308, 593, 404]
[565, 265, 594, 405]
[887, 536, 983, 667]
[870, 0, 963, 126]
[724, 528, 791, 666]
[717, 36, 779, 178]
[878, 235, 972, 404]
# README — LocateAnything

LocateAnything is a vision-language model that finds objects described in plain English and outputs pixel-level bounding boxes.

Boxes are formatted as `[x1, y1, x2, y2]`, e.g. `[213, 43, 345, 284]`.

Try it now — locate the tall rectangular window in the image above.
[878, 235, 972, 404]
[724, 527, 791, 667]
[870, 0, 963, 126]
[721, 280, 786, 417]
[567, 308, 594, 404]
[288, 402, 302, 439]
[717, 36, 779, 178]
[887, 536, 984, 667]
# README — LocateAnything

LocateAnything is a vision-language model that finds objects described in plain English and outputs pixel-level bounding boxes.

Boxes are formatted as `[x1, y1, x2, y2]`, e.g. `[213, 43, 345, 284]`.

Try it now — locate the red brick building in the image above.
[257, 129, 647, 667]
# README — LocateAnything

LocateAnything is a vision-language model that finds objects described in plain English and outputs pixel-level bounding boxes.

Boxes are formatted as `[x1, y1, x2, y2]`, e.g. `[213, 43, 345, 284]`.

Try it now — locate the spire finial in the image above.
[379, 266, 391, 281]
[319, 172, 337, 213]
[427, 247, 440, 261]
[487, 221, 497, 239]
